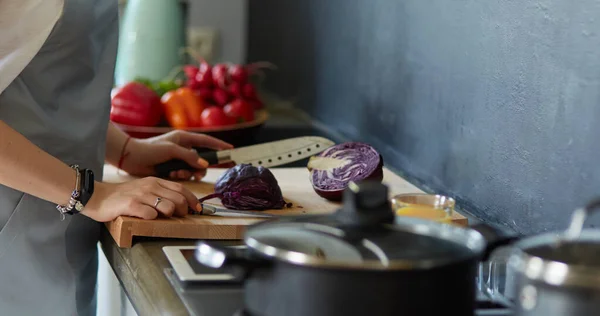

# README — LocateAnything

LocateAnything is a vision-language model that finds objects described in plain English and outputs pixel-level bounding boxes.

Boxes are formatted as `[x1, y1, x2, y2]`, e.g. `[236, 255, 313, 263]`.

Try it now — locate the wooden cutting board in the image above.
[103, 164, 468, 247]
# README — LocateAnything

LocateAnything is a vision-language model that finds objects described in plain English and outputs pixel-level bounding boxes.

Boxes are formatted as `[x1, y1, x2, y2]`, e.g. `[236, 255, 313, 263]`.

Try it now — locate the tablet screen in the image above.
[164, 245, 247, 283]
[180, 249, 232, 275]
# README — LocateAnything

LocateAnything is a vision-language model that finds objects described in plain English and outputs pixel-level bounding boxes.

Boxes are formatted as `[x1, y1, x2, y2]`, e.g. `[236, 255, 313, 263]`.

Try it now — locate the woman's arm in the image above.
[104, 122, 130, 167]
[0, 119, 203, 222]
[0, 120, 76, 206]
[0, 0, 71, 205]
[104, 122, 232, 180]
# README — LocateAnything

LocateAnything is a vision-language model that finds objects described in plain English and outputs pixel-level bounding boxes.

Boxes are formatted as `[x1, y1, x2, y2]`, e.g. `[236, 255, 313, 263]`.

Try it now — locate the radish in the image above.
[181, 47, 213, 87]
[242, 83, 258, 100]
[186, 80, 201, 90]
[213, 88, 230, 106]
[212, 63, 229, 88]
[228, 82, 243, 98]
[198, 59, 211, 73]
[228, 65, 248, 84]
[185, 66, 201, 89]
[195, 88, 213, 103]
[228, 62, 278, 84]
[183, 65, 199, 80]
[195, 70, 213, 87]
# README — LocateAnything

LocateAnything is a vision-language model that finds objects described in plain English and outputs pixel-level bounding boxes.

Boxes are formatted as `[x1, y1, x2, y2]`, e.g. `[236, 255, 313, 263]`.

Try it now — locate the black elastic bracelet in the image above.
[80, 168, 95, 206]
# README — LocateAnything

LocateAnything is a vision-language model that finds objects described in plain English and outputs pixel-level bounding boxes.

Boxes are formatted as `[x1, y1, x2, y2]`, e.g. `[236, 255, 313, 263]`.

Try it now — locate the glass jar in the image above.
[391, 193, 455, 224]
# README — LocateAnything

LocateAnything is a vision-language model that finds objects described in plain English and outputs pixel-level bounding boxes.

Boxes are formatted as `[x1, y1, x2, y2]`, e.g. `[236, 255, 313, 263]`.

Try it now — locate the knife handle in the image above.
[154, 150, 219, 178]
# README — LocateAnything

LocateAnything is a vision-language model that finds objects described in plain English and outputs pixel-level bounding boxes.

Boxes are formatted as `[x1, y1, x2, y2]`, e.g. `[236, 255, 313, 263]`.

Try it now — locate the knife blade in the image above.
[191, 203, 278, 218]
[154, 136, 335, 178]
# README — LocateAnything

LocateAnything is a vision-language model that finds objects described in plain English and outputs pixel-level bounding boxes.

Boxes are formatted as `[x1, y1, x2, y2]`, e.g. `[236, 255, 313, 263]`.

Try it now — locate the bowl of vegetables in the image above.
[110, 55, 274, 146]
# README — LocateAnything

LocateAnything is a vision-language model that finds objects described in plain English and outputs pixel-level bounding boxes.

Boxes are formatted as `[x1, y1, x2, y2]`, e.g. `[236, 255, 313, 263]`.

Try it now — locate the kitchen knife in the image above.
[191, 203, 279, 218]
[154, 136, 335, 178]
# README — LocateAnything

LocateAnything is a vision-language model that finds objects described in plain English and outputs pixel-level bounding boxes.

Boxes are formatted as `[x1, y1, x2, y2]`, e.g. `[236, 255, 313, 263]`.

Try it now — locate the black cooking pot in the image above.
[481, 199, 600, 316]
[195, 181, 516, 316]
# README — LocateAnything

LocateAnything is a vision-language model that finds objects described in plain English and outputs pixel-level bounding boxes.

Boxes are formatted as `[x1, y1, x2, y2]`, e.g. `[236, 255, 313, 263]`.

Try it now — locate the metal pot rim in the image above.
[243, 216, 487, 271]
[509, 230, 600, 290]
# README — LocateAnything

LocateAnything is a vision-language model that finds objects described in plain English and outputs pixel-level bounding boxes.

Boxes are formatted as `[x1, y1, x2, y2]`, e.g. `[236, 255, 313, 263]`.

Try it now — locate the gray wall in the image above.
[188, 0, 247, 64]
[119, 0, 247, 63]
[248, 0, 600, 234]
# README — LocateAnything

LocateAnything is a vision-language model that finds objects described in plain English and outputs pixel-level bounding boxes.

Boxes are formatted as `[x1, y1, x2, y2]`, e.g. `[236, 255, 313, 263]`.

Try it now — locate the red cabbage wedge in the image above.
[307, 142, 384, 201]
[198, 164, 289, 210]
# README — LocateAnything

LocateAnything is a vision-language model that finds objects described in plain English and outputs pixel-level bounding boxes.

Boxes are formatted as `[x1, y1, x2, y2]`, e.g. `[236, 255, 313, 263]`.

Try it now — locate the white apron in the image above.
[0, 0, 118, 314]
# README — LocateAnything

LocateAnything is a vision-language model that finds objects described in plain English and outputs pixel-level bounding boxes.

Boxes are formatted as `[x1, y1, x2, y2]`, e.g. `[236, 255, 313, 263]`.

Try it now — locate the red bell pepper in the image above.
[110, 82, 163, 127]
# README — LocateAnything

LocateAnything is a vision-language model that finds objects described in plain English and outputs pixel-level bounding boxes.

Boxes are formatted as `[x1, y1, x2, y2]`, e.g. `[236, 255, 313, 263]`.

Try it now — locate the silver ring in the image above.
[154, 197, 162, 209]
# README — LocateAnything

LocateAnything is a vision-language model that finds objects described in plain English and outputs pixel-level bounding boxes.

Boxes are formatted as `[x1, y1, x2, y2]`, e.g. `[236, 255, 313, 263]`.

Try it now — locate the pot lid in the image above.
[243, 182, 486, 270]
[510, 200, 600, 289]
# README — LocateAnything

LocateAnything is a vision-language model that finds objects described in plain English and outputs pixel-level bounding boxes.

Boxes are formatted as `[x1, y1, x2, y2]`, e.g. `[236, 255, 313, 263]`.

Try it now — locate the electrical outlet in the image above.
[187, 27, 219, 63]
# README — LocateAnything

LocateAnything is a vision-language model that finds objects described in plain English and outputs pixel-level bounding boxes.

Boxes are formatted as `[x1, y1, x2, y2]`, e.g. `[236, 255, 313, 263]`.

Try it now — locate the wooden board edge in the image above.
[105, 217, 134, 248]
[126, 220, 247, 247]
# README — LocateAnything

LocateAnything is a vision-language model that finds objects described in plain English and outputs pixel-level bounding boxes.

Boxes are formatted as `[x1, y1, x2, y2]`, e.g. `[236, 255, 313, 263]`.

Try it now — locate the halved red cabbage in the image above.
[308, 142, 384, 201]
[198, 164, 289, 210]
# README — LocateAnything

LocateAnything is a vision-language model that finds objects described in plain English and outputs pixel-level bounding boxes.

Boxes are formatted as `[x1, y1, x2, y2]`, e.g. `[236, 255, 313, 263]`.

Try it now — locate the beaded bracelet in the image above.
[56, 164, 82, 221]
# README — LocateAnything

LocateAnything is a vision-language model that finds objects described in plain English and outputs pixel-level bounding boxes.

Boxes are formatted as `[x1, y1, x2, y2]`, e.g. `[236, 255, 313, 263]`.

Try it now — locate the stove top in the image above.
[164, 268, 513, 316]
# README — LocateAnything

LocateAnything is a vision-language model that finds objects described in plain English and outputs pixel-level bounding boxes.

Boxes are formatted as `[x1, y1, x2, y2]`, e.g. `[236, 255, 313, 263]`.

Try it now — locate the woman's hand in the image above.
[82, 177, 201, 222]
[120, 130, 233, 181]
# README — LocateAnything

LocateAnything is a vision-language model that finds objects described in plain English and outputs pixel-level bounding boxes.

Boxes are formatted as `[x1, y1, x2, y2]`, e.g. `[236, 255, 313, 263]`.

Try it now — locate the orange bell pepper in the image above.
[175, 87, 205, 127]
[160, 87, 206, 128]
[161, 91, 188, 129]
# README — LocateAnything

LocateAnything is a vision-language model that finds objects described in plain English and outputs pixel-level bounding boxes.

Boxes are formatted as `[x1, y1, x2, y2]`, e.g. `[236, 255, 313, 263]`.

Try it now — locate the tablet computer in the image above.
[163, 245, 246, 283]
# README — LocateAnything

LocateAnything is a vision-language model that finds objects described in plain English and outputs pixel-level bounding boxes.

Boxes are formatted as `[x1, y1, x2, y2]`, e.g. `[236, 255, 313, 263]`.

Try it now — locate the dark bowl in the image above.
[112, 110, 269, 147]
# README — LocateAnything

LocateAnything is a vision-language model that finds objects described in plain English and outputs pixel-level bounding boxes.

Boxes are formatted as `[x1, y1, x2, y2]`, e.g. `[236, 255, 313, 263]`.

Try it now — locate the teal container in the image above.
[115, 0, 186, 86]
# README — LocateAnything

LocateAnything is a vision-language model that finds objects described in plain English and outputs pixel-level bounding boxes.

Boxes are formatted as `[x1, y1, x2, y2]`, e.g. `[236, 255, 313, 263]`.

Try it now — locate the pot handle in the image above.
[478, 246, 516, 308]
[563, 197, 600, 241]
[471, 223, 520, 262]
[472, 223, 520, 307]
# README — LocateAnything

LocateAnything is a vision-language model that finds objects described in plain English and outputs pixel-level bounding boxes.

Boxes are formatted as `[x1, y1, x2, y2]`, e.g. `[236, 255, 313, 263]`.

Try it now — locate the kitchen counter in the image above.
[100, 230, 248, 316]
[98, 104, 482, 316]
[99, 228, 511, 316]
[98, 105, 332, 316]
[99, 232, 195, 316]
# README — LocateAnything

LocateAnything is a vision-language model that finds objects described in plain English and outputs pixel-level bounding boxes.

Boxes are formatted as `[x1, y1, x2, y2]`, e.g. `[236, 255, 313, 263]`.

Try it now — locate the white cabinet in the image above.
[96, 243, 138, 316]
